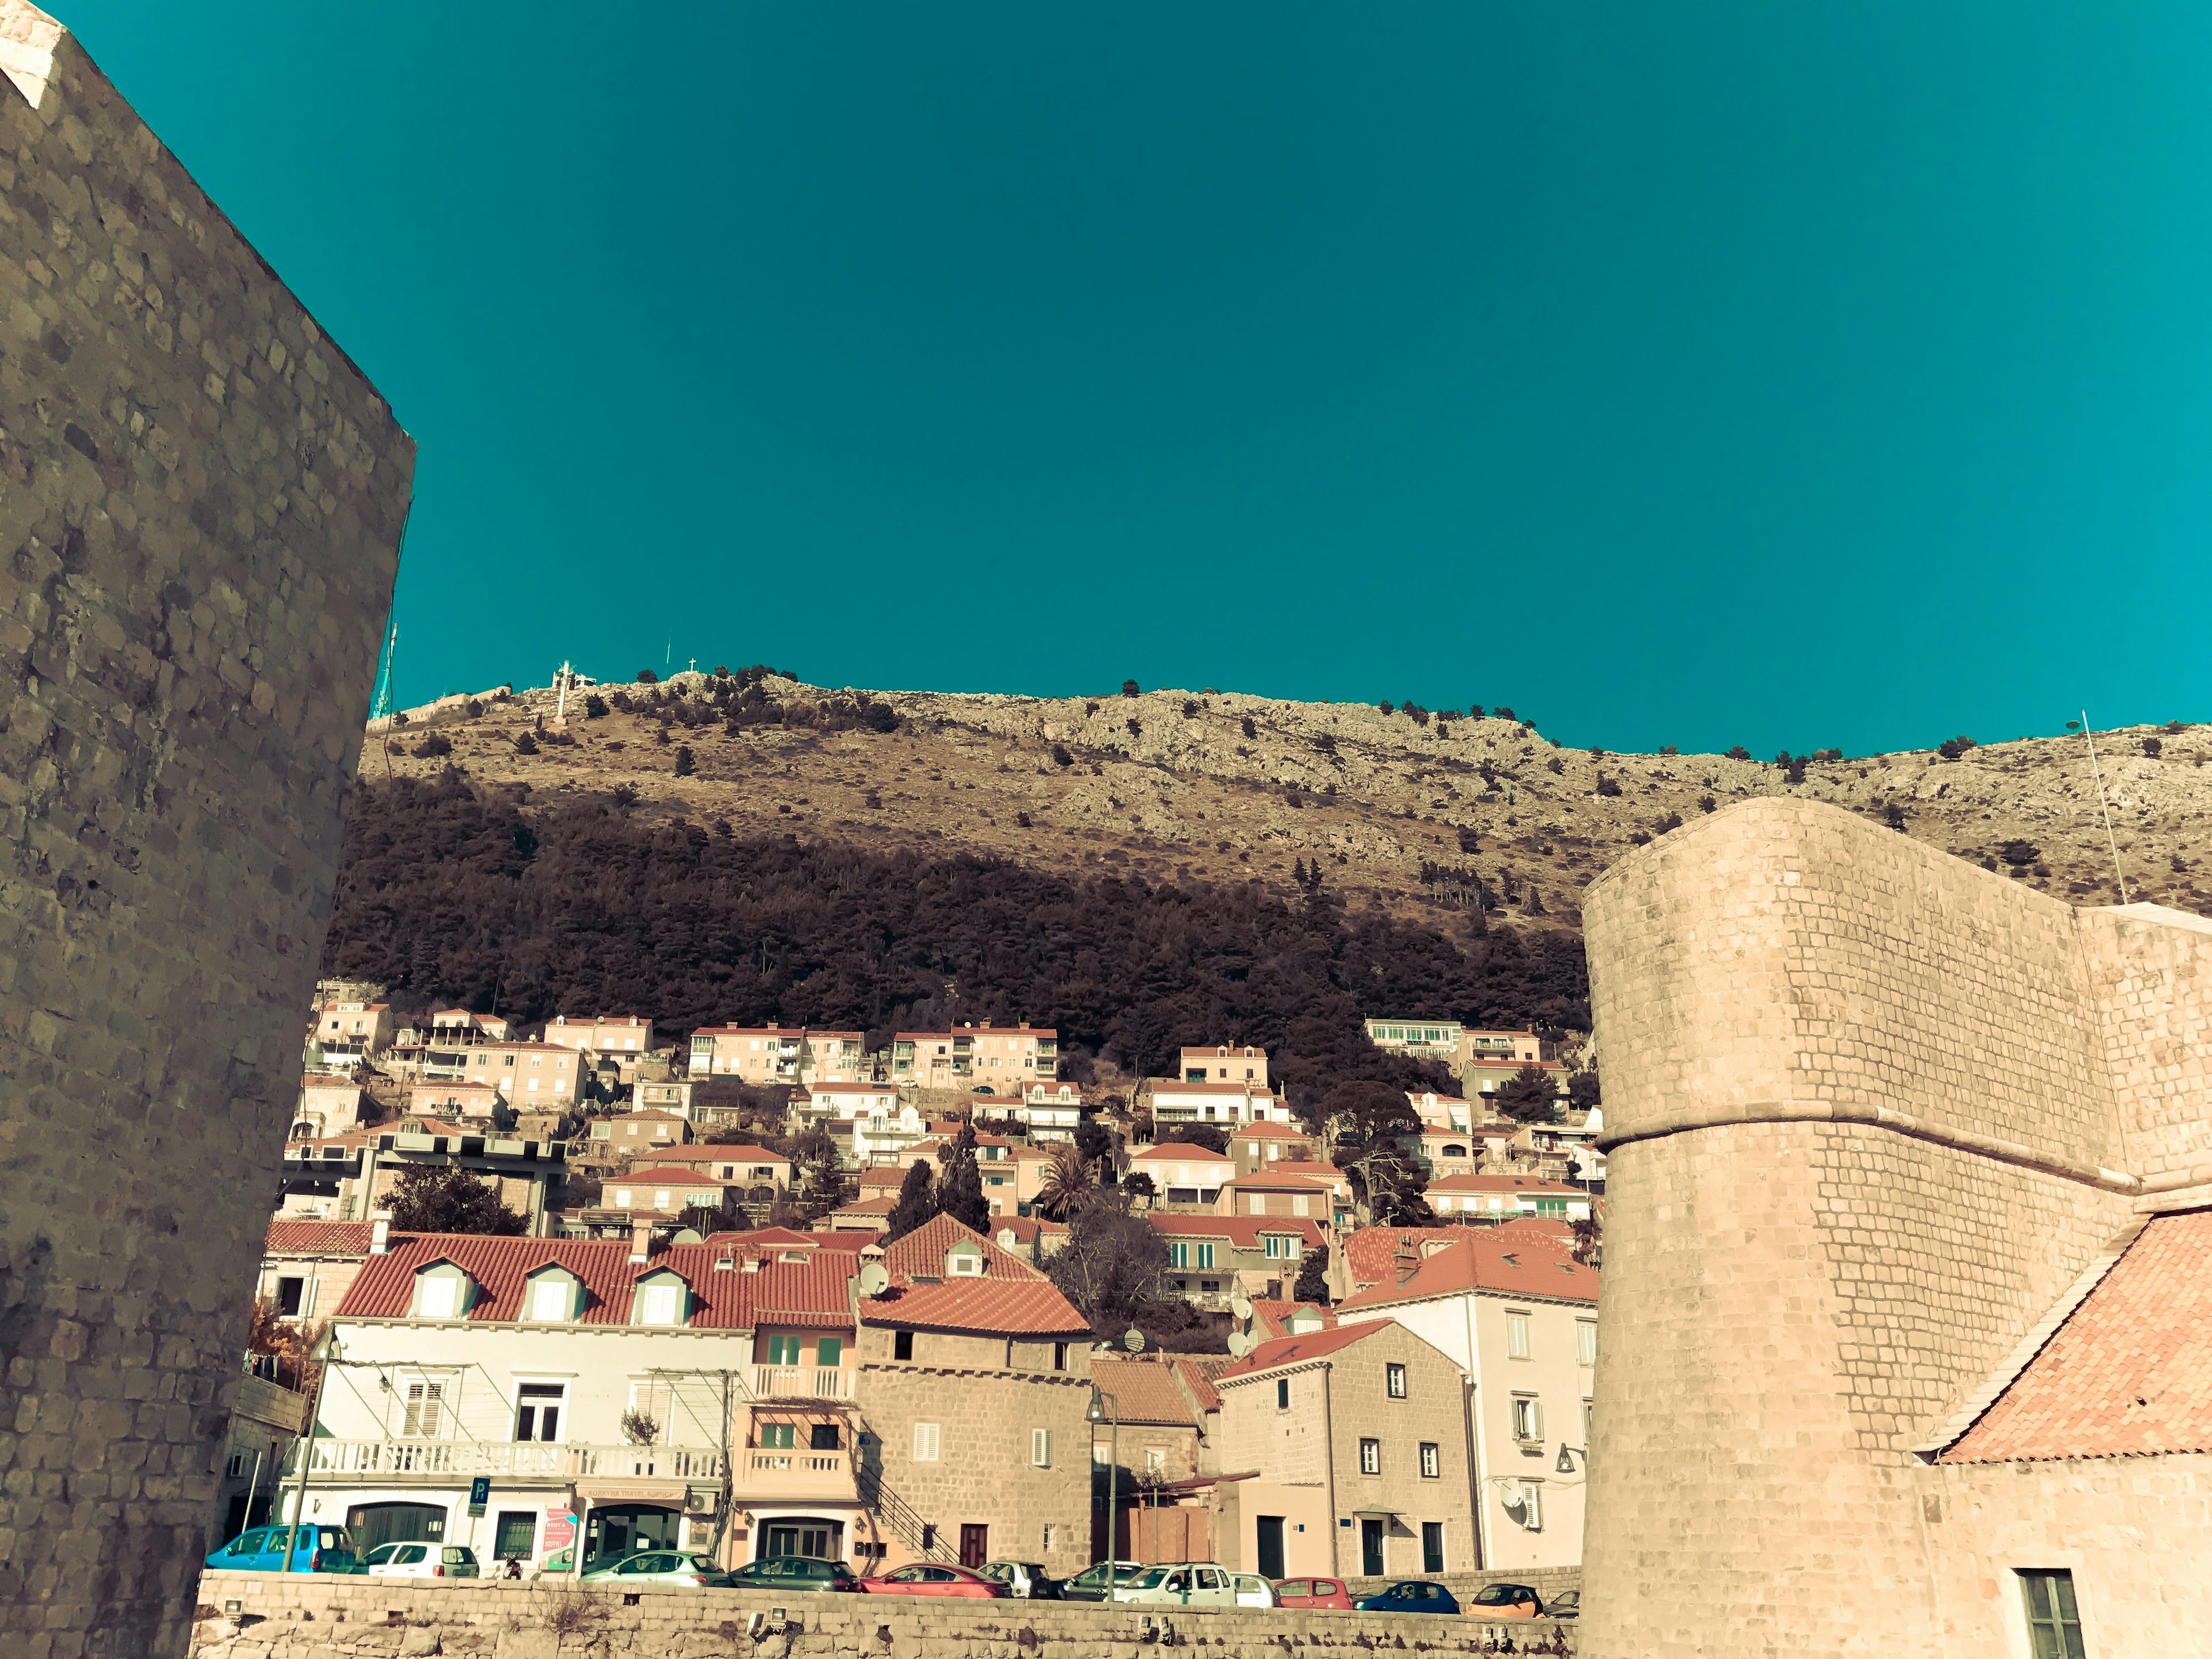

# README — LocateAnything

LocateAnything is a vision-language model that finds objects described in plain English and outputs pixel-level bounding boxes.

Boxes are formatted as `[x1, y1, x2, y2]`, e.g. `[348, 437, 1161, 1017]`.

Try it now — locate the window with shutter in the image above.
[1031, 1429, 1052, 1467]
[399, 1377, 450, 1438]
[913, 1422, 941, 1462]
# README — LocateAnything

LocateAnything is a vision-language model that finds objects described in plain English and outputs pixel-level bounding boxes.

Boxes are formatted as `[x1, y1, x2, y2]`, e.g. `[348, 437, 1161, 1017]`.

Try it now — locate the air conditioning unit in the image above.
[684, 1488, 718, 1516]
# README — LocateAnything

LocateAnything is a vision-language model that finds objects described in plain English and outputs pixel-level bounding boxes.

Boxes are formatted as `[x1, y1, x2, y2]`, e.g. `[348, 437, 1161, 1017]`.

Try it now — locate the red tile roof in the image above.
[1426, 1173, 1587, 1195]
[1336, 1229, 1599, 1309]
[1091, 1357, 1201, 1426]
[1218, 1321, 1392, 1378]
[1149, 1081, 1277, 1097]
[1230, 1122, 1310, 1141]
[1940, 1209, 2212, 1464]
[334, 1233, 854, 1328]
[1173, 1355, 1236, 1412]
[991, 1217, 1070, 1244]
[611, 1166, 727, 1187]
[862, 1214, 1090, 1336]
[1134, 1143, 1235, 1164]
[1145, 1214, 1327, 1249]
[265, 1219, 375, 1256]
[642, 1143, 792, 1166]
[1342, 1226, 1482, 1289]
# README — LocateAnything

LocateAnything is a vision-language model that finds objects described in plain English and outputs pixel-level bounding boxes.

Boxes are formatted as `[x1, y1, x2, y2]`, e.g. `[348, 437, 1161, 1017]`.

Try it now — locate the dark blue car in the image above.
[1355, 1580, 1462, 1614]
[204, 1524, 358, 1575]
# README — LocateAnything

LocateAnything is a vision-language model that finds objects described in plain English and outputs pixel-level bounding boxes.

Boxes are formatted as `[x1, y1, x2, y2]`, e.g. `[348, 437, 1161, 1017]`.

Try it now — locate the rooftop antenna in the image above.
[2079, 710, 2129, 903]
[554, 660, 573, 723]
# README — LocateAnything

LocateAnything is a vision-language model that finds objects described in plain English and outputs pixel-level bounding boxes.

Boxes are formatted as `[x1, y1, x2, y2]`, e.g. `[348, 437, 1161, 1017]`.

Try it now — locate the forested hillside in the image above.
[321, 772, 1589, 1106]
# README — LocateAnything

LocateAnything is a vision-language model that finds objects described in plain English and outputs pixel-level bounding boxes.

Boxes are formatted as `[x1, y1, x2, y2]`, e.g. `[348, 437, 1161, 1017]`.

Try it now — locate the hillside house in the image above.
[890, 1023, 1057, 1089]
[1127, 1143, 1234, 1209]
[1145, 1215, 1325, 1308]
[1179, 1045, 1270, 1085]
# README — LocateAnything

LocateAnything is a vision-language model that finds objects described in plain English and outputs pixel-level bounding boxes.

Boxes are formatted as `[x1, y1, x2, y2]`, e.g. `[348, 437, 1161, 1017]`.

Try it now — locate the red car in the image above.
[1274, 1577, 1353, 1609]
[859, 1563, 1007, 1599]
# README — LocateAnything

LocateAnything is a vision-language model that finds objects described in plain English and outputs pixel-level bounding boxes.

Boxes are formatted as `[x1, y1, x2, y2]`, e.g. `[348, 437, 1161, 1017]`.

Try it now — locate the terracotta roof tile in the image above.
[334, 1233, 853, 1329]
[1426, 1173, 1587, 1194]
[1248, 1299, 1336, 1340]
[264, 1219, 374, 1256]
[1173, 1355, 1236, 1412]
[1218, 1321, 1391, 1378]
[1134, 1143, 1235, 1164]
[1090, 1357, 1200, 1426]
[1337, 1226, 1598, 1308]
[1941, 1209, 2212, 1463]
[861, 1214, 1090, 1336]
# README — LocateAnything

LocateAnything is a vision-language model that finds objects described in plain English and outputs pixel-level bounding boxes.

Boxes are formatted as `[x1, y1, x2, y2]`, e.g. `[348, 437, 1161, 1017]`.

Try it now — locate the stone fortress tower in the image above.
[1580, 797, 2212, 1656]
[0, 7, 412, 1656]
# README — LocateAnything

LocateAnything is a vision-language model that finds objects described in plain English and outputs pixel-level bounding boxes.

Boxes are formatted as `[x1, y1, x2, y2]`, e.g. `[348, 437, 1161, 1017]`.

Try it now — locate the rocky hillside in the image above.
[363, 673, 2211, 931]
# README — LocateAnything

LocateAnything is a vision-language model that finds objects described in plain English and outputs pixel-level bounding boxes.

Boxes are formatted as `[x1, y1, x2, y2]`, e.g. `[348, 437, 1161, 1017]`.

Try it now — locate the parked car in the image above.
[1112, 1563, 1246, 1607]
[1228, 1573, 1277, 1608]
[860, 1563, 1006, 1599]
[1464, 1582, 1546, 1619]
[1355, 1581, 1461, 1615]
[367, 1544, 481, 1580]
[1274, 1577, 1353, 1609]
[1058, 1561, 1143, 1602]
[203, 1525, 358, 1575]
[1544, 1589, 1580, 1621]
[726, 1556, 863, 1593]
[978, 1560, 1060, 1599]
[579, 1551, 733, 1588]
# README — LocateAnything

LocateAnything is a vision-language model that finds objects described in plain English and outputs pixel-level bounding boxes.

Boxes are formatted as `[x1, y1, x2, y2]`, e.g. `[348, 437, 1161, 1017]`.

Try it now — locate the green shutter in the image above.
[817, 1337, 843, 1366]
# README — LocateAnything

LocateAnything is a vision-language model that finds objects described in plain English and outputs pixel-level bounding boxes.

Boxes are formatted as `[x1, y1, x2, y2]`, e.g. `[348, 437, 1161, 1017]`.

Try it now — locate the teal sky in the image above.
[63, 3, 2212, 756]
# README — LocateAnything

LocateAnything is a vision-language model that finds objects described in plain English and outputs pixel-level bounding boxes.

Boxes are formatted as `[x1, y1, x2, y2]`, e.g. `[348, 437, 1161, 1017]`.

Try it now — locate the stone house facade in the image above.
[851, 1216, 1095, 1574]
[1213, 1321, 1480, 1584]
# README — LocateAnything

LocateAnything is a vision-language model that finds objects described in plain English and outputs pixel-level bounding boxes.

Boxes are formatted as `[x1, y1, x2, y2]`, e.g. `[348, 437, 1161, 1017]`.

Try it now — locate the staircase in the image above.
[853, 1463, 956, 1562]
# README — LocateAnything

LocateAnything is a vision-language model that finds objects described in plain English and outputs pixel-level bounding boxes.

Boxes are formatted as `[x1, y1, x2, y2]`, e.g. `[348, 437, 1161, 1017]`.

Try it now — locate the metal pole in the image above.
[1107, 1398, 1119, 1566]
[278, 1407, 316, 1571]
[2082, 711, 2130, 903]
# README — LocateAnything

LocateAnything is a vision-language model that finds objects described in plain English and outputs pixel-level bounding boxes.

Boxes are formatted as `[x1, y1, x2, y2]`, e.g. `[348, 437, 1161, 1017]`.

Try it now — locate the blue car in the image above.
[1355, 1580, 1462, 1615]
[204, 1524, 359, 1575]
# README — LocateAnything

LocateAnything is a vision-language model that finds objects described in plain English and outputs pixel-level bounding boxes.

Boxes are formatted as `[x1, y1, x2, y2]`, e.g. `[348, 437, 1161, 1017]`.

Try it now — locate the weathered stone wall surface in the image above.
[1579, 799, 2211, 1657]
[1921, 1452, 2212, 1658]
[186, 1573, 1580, 1659]
[0, 7, 412, 1658]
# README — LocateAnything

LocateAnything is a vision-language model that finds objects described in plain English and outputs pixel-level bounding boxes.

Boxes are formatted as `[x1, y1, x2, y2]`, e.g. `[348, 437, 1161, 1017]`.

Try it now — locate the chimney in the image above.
[370, 1210, 392, 1254]
[629, 1218, 652, 1264]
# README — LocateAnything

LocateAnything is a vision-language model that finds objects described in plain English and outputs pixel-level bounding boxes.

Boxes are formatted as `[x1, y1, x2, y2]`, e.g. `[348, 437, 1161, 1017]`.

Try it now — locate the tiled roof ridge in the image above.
[1917, 1217, 2152, 1461]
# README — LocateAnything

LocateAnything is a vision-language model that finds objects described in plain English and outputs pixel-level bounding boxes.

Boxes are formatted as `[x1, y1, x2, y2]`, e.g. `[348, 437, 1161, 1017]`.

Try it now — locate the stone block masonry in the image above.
[0, 7, 414, 1658]
[1580, 798, 2212, 1657]
[186, 1573, 1580, 1659]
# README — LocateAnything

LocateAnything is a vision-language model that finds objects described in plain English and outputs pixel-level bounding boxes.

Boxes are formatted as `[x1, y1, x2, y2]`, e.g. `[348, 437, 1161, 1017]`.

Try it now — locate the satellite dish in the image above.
[1229, 1290, 1253, 1320]
[858, 1262, 891, 1297]
[1123, 1326, 1145, 1353]
[671, 1228, 702, 1244]
[1226, 1330, 1253, 1358]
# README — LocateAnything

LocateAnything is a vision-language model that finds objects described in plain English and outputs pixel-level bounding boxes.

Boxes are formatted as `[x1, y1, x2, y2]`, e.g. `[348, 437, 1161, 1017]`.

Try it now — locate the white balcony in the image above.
[751, 1366, 850, 1400]
[738, 1449, 854, 1498]
[288, 1440, 725, 1484]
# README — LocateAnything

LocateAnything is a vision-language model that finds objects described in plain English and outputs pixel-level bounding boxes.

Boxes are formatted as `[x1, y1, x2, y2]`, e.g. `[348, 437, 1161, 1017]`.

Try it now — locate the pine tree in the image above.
[937, 1123, 992, 1233]
[885, 1160, 937, 1243]
[1292, 1242, 1331, 1306]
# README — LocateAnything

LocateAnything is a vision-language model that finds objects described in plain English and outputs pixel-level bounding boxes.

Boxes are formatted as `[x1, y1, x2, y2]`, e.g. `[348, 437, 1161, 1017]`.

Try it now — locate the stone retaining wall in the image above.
[188, 1573, 1578, 1659]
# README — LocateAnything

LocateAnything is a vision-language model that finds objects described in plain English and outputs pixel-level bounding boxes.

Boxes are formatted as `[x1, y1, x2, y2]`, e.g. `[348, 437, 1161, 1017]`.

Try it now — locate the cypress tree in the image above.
[885, 1160, 937, 1243]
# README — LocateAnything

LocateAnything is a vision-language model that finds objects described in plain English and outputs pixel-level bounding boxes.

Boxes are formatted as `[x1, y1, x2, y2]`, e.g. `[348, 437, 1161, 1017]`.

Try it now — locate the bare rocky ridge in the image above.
[364, 674, 2212, 930]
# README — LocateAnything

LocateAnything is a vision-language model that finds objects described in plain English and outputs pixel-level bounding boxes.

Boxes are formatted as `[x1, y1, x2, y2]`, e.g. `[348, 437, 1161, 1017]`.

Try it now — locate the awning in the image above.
[1350, 1507, 1400, 1520]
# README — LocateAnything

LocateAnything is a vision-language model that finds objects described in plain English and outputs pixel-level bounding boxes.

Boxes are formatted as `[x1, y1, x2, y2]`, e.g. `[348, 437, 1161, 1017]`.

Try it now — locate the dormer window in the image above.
[945, 1244, 986, 1278]
[412, 1262, 473, 1320]
[524, 1265, 582, 1323]
[632, 1269, 689, 1327]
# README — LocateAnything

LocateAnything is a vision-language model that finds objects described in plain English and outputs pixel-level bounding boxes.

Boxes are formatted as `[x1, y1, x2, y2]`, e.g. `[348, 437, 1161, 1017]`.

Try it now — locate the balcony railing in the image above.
[286, 1440, 725, 1482]
[751, 1366, 850, 1400]
[737, 1449, 854, 1497]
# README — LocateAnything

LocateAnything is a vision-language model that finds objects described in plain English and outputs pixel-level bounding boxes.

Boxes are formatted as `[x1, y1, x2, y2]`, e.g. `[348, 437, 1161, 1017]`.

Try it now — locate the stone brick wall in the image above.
[852, 1361, 1094, 1575]
[0, 8, 412, 1657]
[1580, 799, 2211, 1657]
[187, 1572, 1578, 1658]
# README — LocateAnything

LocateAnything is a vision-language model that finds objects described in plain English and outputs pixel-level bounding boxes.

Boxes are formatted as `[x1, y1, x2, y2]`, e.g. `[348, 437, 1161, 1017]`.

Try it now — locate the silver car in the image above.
[366, 1543, 480, 1580]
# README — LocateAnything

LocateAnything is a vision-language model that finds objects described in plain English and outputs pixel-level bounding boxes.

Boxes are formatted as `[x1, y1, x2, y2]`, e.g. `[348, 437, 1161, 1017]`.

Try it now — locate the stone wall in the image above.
[0, 7, 413, 1658]
[187, 1572, 1579, 1659]
[1579, 799, 2212, 1656]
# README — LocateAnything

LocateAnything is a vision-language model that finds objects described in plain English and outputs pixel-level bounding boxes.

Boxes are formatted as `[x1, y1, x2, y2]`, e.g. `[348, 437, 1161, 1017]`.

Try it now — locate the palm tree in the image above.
[1035, 1146, 1096, 1220]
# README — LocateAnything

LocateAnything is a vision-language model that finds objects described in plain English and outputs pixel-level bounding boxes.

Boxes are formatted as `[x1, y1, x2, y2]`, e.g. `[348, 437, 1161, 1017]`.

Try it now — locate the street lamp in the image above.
[279, 1330, 342, 1574]
[1087, 1384, 1120, 1566]
[1554, 1444, 1585, 1475]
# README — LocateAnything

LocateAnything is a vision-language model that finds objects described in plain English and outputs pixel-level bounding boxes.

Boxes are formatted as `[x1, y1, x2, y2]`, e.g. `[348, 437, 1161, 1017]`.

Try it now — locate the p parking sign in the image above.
[468, 1476, 491, 1517]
